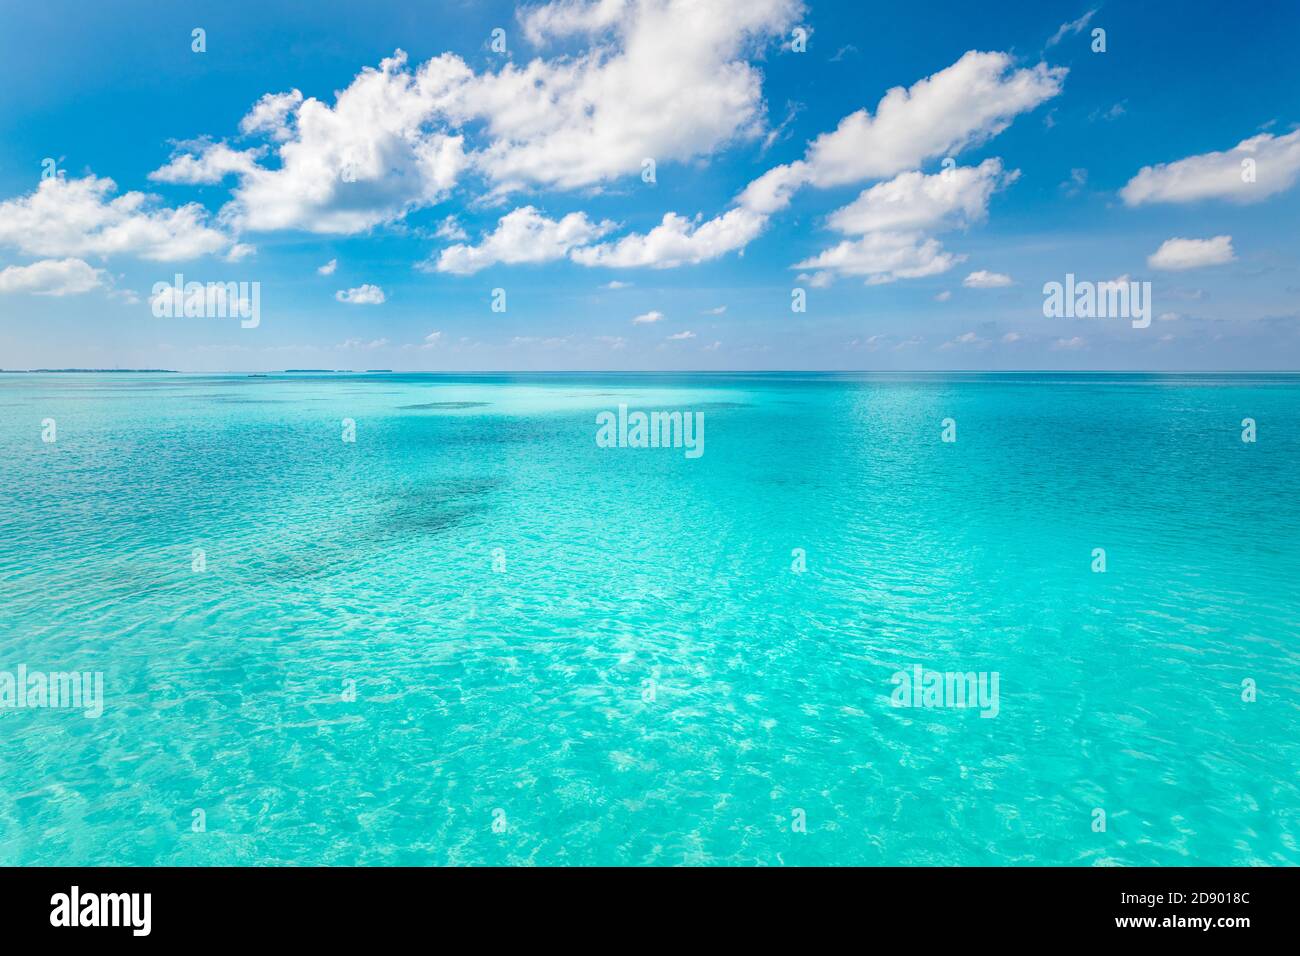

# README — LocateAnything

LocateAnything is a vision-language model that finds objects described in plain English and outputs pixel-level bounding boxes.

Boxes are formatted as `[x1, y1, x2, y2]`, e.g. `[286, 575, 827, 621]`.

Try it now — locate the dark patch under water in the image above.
[398, 401, 491, 410]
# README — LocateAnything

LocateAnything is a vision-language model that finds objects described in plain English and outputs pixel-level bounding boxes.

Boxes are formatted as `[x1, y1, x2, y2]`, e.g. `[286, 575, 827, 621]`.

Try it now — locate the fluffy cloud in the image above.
[317, 258, 337, 275]
[223, 52, 468, 233]
[188, 0, 799, 234]
[239, 90, 305, 141]
[632, 310, 664, 324]
[335, 284, 386, 304]
[963, 270, 1013, 288]
[1147, 236, 1235, 271]
[793, 232, 961, 284]
[0, 257, 107, 296]
[571, 207, 765, 268]
[149, 143, 266, 184]
[459, 0, 803, 191]
[742, 52, 1059, 278]
[0, 175, 234, 261]
[1121, 130, 1300, 205]
[797, 51, 1063, 189]
[826, 160, 1013, 235]
[433, 206, 614, 274]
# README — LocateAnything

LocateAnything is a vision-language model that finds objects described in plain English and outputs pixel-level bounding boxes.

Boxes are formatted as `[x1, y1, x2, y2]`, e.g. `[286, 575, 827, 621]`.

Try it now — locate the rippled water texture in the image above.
[0, 372, 1297, 865]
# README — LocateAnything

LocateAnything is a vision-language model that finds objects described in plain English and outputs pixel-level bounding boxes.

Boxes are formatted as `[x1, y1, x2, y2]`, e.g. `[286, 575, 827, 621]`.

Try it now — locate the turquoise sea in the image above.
[0, 371, 1297, 866]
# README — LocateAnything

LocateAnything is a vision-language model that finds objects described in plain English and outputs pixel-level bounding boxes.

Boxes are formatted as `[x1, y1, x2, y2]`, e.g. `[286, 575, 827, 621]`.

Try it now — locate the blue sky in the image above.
[0, 0, 1297, 371]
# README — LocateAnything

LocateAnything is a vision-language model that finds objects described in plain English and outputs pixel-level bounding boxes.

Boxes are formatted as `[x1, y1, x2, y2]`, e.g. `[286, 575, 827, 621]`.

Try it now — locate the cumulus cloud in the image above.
[826, 159, 1013, 235]
[741, 52, 1059, 279]
[796, 51, 1063, 189]
[571, 207, 765, 269]
[239, 90, 305, 141]
[1147, 235, 1236, 271]
[0, 257, 107, 296]
[434, 215, 467, 241]
[149, 143, 266, 184]
[794, 232, 961, 284]
[0, 175, 234, 261]
[461, 0, 804, 192]
[506, 44, 1057, 272]
[335, 283, 386, 304]
[317, 258, 337, 275]
[433, 206, 614, 274]
[227, 52, 468, 233]
[797, 270, 834, 288]
[963, 269, 1013, 288]
[632, 309, 664, 324]
[667, 330, 696, 340]
[1120, 130, 1300, 205]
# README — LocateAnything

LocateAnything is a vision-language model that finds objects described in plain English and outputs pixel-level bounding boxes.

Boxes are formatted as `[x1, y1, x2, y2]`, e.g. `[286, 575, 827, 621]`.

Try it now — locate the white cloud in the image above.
[1052, 336, 1086, 350]
[1001, 331, 1022, 343]
[963, 269, 1013, 288]
[339, 337, 390, 349]
[571, 207, 765, 268]
[228, 51, 468, 233]
[1047, 9, 1097, 48]
[145, 1, 801, 236]
[435, 215, 467, 241]
[239, 90, 305, 141]
[632, 309, 664, 324]
[335, 283, 386, 304]
[433, 206, 614, 274]
[826, 159, 1012, 235]
[702, 305, 726, 314]
[602, 280, 632, 289]
[797, 270, 834, 288]
[149, 143, 266, 184]
[737, 161, 810, 214]
[460, 0, 803, 192]
[520, 0, 630, 45]
[667, 330, 696, 340]
[794, 231, 961, 284]
[0, 257, 107, 296]
[421, 331, 443, 348]
[934, 290, 952, 302]
[733, 52, 1058, 278]
[0, 175, 234, 262]
[1148, 235, 1236, 271]
[1121, 130, 1300, 206]
[798, 51, 1064, 188]
[225, 242, 256, 262]
[318, 258, 337, 275]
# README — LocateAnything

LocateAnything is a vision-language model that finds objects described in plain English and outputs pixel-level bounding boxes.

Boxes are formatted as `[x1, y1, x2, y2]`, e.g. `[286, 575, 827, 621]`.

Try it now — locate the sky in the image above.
[0, 0, 1297, 372]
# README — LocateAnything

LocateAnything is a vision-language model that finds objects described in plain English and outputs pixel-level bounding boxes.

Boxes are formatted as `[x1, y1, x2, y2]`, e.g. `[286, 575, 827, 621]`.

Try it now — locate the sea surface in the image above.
[0, 371, 1297, 866]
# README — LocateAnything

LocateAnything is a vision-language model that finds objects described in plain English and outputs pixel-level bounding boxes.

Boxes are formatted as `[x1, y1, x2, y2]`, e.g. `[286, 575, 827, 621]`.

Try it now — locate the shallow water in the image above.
[1, 371, 1297, 865]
